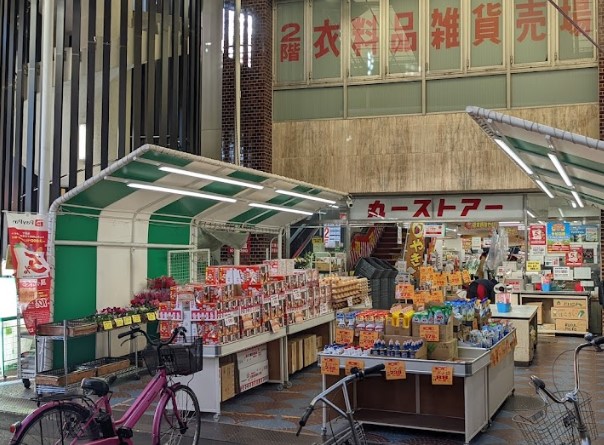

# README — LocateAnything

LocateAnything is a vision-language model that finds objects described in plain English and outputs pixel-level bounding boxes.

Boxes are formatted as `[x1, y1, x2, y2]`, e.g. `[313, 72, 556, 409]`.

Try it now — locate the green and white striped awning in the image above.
[50, 144, 348, 232]
[467, 106, 604, 209]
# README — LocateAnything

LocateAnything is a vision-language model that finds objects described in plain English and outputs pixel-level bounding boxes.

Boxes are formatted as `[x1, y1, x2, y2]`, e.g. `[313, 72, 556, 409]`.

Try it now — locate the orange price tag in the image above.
[321, 357, 341, 375]
[335, 328, 355, 344]
[114, 318, 124, 327]
[359, 331, 379, 349]
[146, 312, 157, 321]
[461, 270, 471, 284]
[449, 272, 463, 286]
[414, 291, 430, 306]
[419, 324, 440, 342]
[429, 289, 444, 303]
[435, 273, 447, 288]
[432, 366, 453, 385]
[397, 283, 415, 300]
[385, 361, 406, 380]
[419, 266, 432, 284]
[345, 359, 365, 375]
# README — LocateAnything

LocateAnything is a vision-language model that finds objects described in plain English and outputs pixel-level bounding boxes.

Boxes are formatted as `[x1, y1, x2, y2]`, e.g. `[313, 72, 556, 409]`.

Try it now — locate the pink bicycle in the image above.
[9, 325, 202, 445]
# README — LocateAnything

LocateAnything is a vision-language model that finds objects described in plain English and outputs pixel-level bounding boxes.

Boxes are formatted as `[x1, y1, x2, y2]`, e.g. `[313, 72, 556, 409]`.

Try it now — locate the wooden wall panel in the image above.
[272, 104, 599, 194]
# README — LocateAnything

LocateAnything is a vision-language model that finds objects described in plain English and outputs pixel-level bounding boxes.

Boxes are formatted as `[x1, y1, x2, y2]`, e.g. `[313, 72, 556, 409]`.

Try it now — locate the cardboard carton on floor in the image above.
[288, 340, 299, 374]
[220, 362, 236, 402]
[551, 307, 587, 320]
[302, 334, 318, 367]
[555, 318, 588, 333]
[553, 298, 587, 310]
[427, 339, 458, 361]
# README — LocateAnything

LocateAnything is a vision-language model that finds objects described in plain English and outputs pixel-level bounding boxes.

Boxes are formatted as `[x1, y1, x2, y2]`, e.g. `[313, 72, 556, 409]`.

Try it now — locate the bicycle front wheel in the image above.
[156, 384, 201, 445]
[12, 403, 98, 445]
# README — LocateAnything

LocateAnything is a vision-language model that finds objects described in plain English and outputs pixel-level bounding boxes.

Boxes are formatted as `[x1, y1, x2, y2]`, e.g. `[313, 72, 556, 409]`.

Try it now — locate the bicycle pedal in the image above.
[117, 427, 133, 439]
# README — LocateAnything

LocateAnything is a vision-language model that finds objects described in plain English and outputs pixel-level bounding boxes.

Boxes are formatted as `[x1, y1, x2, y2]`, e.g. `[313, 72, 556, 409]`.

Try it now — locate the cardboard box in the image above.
[315, 335, 324, 351]
[383, 335, 428, 360]
[220, 363, 236, 402]
[288, 341, 299, 374]
[555, 318, 588, 333]
[553, 298, 587, 310]
[302, 334, 318, 367]
[427, 339, 458, 361]
[238, 360, 269, 393]
[236, 344, 268, 368]
[412, 318, 453, 342]
[524, 302, 543, 324]
[551, 307, 587, 320]
[385, 316, 411, 337]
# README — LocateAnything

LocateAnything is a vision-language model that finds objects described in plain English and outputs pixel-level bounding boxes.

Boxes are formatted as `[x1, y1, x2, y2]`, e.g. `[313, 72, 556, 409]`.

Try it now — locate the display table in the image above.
[516, 291, 591, 336]
[490, 305, 537, 366]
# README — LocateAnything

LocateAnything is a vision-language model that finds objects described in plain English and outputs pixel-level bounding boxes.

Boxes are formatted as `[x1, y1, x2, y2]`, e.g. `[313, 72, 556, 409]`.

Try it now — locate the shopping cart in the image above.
[296, 363, 385, 445]
[512, 333, 604, 445]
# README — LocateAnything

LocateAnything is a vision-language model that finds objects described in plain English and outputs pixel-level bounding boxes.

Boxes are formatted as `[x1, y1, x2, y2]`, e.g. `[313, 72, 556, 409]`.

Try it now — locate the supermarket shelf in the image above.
[202, 330, 287, 358]
[287, 312, 335, 336]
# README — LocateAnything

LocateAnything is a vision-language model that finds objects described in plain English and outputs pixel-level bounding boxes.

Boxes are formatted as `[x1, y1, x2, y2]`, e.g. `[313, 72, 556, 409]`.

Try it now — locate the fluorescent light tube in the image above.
[275, 189, 336, 205]
[571, 190, 584, 208]
[558, 208, 565, 218]
[494, 139, 533, 175]
[526, 210, 536, 218]
[249, 202, 313, 216]
[128, 182, 237, 203]
[535, 179, 554, 198]
[547, 153, 573, 187]
[159, 166, 264, 190]
[570, 200, 577, 208]
[329, 205, 339, 209]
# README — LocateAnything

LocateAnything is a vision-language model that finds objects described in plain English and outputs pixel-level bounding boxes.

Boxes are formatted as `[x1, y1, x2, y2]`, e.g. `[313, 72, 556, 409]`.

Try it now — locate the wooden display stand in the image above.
[516, 291, 591, 335]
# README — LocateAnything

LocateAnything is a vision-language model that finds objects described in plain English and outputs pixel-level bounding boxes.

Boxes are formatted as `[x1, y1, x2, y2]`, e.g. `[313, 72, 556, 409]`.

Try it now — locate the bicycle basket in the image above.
[512, 391, 597, 445]
[143, 337, 203, 376]
[320, 420, 367, 445]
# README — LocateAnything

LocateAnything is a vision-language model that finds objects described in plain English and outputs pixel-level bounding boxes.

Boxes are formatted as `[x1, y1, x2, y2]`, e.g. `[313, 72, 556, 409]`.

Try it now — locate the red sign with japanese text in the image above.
[6, 213, 51, 334]
[529, 224, 546, 246]
[566, 247, 583, 267]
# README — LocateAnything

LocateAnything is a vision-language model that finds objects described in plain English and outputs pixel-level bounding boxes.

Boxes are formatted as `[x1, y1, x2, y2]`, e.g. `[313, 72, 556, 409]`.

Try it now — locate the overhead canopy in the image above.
[466, 106, 604, 209]
[50, 144, 348, 233]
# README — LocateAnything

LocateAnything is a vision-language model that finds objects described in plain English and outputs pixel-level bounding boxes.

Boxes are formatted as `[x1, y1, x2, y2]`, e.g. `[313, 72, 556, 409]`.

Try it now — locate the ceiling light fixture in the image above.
[249, 202, 313, 216]
[570, 200, 577, 209]
[159, 166, 264, 190]
[494, 139, 533, 175]
[275, 189, 337, 205]
[571, 190, 584, 208]
[535, 179, 555, 199]
[558, 208, 565, 218]
[128, 182, 237, 203]
[547, 153, 573, 187]
[526, 210, 536, 218]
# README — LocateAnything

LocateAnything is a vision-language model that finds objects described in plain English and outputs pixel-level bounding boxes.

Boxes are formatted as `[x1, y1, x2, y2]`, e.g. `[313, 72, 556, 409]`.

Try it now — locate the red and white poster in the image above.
[566, 247, 583, 267]
[5, 213, 51, 334]
[528, 224, 546, 246]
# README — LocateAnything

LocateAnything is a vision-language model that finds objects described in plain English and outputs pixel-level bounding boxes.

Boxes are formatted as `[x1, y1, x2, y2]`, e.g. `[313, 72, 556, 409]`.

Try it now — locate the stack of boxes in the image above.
[219, 344, 271, 401]
[288, 333, 320, 374]
[551, 299, 588, 332]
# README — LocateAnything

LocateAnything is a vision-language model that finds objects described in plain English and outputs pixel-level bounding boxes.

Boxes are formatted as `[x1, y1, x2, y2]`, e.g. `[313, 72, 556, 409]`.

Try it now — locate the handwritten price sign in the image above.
[132, 314, 142, 323]
[430, 290, 444, 303]
[419, 324, 440, 342]
[114, 318, 124, 327]
[335, 328, 354, 344]
[432, 366, 453, 385]
[385, 361, 406, 380]
[397, 283, 415, 300]
[358, 331, 379, 349]
[461, 270, 471, 284]
[321, 357, 341, 376]
[449, 272, 463, 286]
[146, 312, 157, 321]
[345, 359, 365, 375]
[102, 321, 113, 330]
[435, 273, 447, 288]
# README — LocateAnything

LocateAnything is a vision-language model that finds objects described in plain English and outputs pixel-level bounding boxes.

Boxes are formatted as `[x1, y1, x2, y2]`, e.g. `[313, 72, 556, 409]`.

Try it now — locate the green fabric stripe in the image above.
[228, 170, 268, 183]
[111, 160, 169, 183]
[247, 210, 279, 225]
[152, 198, 218, 219]
[141, 151, 191, 167]
[200, 182, 243, 196]
[53, 211, 99, 366]
[230, 208, 268, 223]
[147, 217, 192, 280]
[66, 181, 135, 209]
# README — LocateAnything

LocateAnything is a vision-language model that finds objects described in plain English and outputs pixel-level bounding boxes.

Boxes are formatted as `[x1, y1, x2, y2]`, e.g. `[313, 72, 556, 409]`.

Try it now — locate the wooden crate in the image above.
[81, 357, 131, 376]
[37, 320, 98, 337]
[36, 368, 96, 387]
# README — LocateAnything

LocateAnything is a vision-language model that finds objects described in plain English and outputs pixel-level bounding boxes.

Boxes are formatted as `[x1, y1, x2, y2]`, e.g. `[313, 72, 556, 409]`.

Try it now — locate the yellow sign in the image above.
[435, 273, 447, 288]
[102, 321, 113, 331]
[526, 261, 542, 272]
[146, 312, 157, 321]
[132, 314, 142, 323]
[414, 291, 430, 306]
[432, 366, 453, 385]
[335, 328, 355, 344]
[419, 325, 440, 342]
[461, 270, 471, 284]
[385, 361, 406, 380]
[449, 272, 463, 286]
[345, 359, 365, 375]
[321, 357, 340, 375]
[397, 283, 415, 300]
[114, 318, 124, 327]
[123, 316, 133, 326]
[358, 331, 379, 349]
[429, 289, 444, 303]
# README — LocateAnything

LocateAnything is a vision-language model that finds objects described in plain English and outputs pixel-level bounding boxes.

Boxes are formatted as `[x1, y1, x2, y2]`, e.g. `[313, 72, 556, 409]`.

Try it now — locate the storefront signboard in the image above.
[424, 223, 445, 237]
[5, 213, 52, 334]
[528, 224, 546, 245]
[351, 194, 524, 221]
[547, 222, 571, 253]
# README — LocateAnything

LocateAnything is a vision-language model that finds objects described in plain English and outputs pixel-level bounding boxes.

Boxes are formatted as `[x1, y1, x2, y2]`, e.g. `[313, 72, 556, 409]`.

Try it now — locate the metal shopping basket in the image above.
[512, 391, 597, 445]
[319, 419, 367, 445]
[143, 338, 203, 376]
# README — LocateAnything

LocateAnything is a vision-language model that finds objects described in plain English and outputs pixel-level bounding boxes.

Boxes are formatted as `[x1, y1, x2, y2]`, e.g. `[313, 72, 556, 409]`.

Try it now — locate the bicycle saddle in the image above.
[81, 377, 110, 396]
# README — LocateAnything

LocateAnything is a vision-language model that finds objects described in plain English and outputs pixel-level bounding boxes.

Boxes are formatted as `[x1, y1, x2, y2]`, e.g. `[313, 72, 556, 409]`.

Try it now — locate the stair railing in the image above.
[349, 226, 385, 270]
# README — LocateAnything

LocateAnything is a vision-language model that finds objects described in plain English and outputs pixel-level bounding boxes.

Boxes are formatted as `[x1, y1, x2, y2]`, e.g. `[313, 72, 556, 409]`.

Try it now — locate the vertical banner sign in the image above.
[6, 213, 52, 334]
[528, 224, 546, 246]
[404, 223, 425, 279]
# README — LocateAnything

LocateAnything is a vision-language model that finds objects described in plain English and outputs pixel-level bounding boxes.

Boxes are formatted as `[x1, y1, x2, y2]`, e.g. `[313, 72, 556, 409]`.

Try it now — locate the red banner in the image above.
[528, 224, 546, 246]
[6, 213, 51, 334]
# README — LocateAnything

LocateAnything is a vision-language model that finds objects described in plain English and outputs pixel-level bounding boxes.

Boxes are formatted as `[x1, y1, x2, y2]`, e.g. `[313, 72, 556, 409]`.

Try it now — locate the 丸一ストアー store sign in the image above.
[350, 195, 523, 222]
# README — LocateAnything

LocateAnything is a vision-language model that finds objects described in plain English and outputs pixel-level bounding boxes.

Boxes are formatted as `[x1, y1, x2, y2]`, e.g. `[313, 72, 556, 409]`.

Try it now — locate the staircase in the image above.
[371, 225, 404, 266]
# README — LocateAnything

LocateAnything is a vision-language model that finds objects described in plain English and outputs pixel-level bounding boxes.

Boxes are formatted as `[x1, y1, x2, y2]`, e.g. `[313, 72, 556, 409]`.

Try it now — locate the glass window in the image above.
[312, 0, 342, 80]
[426, 75, 506, 112]
[348, 82, 422, 116]
[428, 0, 462, 72]
[350, 0, 381, 77]
[513, 0, 549, 64]
[388, 0, 421, 75]
[275, 1, 306, 83]
[511, 68, 597, 107]
[470, 0, 504, 68]
[273, 87, 344, 120]
[557, 0, 595, 61]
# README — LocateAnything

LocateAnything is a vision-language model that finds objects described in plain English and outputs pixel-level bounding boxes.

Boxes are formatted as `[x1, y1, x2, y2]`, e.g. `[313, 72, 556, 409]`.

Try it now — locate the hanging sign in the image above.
[424, 223, 445, 237]
[5, 213, 52, 334]
[404, 223, 425, 279]
[528, 224, 546, 246]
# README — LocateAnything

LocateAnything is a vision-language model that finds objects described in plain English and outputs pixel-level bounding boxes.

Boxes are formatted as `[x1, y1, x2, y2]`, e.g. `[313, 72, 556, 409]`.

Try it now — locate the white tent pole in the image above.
[38, 0, 56, 214]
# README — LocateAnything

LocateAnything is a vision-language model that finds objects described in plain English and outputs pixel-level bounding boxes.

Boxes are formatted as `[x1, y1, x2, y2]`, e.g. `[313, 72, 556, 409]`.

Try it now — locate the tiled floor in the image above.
[1, 335, 604, 444]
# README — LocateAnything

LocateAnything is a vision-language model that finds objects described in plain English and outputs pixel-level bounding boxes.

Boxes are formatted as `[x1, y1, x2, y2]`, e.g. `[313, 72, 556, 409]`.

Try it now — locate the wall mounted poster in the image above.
[547, 222, 571, 253]
[529, 224, 546, 245]
[566, 247, 583, 267]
